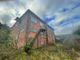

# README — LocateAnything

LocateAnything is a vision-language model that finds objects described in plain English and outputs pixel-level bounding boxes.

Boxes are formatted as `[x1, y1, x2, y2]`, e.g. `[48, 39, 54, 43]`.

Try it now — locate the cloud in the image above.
[0, 0, 27, 25]
[0, 0, 13, 1]
[54, 21, 80, 35]
[8, 20, 16, 27]
[59, 15, 80, 26]
[42, 0, 80, 35]
[0, 0, 80, 35]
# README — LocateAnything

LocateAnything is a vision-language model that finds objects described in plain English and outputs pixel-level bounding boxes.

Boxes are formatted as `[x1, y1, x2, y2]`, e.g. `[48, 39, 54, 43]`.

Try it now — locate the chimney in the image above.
[15, 17, 21, 23]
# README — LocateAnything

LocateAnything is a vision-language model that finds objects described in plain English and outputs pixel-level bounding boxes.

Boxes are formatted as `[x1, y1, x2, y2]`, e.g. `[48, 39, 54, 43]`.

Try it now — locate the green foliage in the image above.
[24, 38, 33, 54]
[0, 28, 10, 43]
[13, 44, 80, 60]
[0, 24, 11, 44]
[0, 23, 15, 60]
[74, 28, 80, 35]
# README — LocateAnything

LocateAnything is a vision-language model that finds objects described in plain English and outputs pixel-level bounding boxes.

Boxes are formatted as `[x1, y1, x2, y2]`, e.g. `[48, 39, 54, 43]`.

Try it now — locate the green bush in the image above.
[0, 23, 14, 60]
[74, 28, 80, 35]
[24, 38, 33, 54]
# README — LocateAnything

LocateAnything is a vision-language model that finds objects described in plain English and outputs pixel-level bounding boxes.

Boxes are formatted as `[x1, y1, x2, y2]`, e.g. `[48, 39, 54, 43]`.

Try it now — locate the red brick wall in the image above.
[17, 31, 25, 48]
[10, 23, 18, 48]
[47, 27, 55, 44]
[32, 32, 47, 48]
[10, 23, 17, 40]
[32, 23, 41, 30]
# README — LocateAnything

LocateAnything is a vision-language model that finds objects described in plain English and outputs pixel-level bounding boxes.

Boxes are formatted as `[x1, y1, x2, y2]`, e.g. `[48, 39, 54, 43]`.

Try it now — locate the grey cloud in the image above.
[0, 13, 13, 25]
[0, 0, 80, 35]
[0, 0, 35, 26]
[0, 0, 13, 1]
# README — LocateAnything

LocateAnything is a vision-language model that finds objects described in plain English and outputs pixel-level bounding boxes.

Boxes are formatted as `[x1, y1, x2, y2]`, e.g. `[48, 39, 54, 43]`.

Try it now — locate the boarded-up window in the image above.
[28, 32, 36, 38]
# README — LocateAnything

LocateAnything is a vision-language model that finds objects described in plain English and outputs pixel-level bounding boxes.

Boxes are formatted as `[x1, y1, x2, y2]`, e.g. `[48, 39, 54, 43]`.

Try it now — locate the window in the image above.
[30, 15, 37, 23]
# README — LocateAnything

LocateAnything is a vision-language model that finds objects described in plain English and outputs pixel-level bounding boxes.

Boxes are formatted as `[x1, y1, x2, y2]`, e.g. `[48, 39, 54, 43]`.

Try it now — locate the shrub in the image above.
[63, 35, 80, 49]
[24, 38, 33, 54]
[0, 23, 14, 60]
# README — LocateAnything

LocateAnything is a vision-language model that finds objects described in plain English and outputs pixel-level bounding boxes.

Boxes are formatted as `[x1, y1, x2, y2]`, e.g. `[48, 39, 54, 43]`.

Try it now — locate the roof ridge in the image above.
[14, 9, 54, 31]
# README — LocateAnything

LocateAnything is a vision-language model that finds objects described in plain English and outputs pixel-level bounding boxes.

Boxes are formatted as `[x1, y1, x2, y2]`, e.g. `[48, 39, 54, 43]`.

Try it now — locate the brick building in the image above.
[11, 9, 56, 49]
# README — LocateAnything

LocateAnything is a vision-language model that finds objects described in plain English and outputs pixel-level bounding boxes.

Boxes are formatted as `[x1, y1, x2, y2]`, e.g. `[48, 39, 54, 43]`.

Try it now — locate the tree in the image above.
[0, 23, 13, 60]
[0, 23, 2, 29]
[0, 23, 10, 43]
[73, 27, 80, 35]
[63, 27, 80, 49]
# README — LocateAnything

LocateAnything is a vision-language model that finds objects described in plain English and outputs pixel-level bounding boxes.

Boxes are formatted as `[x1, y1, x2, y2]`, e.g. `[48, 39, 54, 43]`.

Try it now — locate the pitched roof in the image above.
[14, 9, 54, 31]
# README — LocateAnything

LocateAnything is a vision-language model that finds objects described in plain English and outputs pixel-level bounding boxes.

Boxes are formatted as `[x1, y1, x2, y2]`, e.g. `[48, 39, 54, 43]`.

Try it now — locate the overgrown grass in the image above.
[12, 44, 80, 60]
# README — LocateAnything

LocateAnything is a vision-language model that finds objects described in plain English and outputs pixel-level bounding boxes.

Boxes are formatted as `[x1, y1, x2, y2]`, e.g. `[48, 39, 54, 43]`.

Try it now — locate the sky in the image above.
[0, 0, 80, 35]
